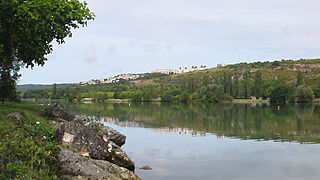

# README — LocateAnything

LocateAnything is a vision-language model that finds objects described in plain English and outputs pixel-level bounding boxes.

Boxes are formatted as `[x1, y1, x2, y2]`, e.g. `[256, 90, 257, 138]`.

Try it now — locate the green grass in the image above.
[0, 102, 60, 179]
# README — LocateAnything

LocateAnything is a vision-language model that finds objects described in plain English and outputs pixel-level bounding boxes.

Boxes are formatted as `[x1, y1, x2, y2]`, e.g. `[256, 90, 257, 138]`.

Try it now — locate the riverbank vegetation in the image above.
[0, 103, 59, 179]
[21, 58, 320, 103]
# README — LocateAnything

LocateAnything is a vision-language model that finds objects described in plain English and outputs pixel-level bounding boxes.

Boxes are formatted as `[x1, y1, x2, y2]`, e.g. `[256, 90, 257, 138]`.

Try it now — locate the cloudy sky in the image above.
[19, 0, 320, 84]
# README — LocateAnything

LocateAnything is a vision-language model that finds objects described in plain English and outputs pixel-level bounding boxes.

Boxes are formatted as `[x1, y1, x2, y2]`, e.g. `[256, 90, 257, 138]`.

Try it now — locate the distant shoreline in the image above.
[21, 98, 320, 104]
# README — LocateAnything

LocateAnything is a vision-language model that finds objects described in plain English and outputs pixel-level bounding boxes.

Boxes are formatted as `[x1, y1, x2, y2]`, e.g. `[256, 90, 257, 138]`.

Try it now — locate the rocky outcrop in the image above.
[45, 104, 139, 179]
[44, 104, 75, 121]
[75, 117, 127, 147]
[98, 125, 126, 147]
[108, 141, 135, 171]
[59, 147, 140, 180]
[58, 120, 111, 161]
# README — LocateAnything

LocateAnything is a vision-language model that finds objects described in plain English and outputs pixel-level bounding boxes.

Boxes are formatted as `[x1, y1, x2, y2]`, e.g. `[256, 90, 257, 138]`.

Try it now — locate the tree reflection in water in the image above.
[65, 102, 320, 144]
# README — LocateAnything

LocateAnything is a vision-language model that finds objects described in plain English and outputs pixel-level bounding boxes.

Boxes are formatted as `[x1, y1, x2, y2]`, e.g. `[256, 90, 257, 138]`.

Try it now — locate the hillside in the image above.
[22, 58, 320, 103]
[136, 58, 320, 87]
[17, 84, 71, 92]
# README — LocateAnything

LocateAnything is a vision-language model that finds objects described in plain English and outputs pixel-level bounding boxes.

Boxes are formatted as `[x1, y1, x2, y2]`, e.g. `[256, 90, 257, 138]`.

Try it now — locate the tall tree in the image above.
[254, 71, 262, 98]
[234, 73, 239, 98]
[223, 72, 227, 93]
[0, 0, 94, 100]
[225, 73, 232, 96]
[243, 71, 250, 99]
[296, 71, 303, 87]
[52, 83, 57, 99]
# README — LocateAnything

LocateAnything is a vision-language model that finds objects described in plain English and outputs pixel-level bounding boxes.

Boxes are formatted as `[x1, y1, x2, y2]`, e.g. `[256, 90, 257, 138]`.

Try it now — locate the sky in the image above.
[19, 0, 320, 84]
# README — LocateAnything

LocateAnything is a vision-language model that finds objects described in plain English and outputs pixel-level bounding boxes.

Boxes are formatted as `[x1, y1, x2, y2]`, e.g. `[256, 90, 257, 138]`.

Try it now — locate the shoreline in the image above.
[0, 103, 140, 180]
[21, 97, 320, 105]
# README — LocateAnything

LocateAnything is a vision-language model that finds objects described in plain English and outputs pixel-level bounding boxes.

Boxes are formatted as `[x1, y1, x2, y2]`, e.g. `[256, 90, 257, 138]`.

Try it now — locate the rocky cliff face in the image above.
[45, 104, 140, 180]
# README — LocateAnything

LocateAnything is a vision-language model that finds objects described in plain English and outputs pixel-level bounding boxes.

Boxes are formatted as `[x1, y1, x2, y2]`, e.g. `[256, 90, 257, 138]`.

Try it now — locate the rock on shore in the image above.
[59, 147, 140, 180]
[45, 104, 140, 180]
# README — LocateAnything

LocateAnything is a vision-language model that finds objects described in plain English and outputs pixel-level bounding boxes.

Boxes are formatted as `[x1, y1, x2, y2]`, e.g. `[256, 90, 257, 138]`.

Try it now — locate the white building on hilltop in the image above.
[217, 63, 226, 67]
[152, 69, 178, 74]
[153, 65, 207, 75]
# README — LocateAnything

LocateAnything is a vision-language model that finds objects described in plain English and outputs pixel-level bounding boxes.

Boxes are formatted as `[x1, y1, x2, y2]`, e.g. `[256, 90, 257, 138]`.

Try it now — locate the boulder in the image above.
[75, 117, 126, 147]
[59, 147, 140, 180]
[56, 121, 135, 171]
[7, 112, 27, 121]
[107, 140, 135, 171]
[44, 104, 75, 121]
[139, 165, 152, 170]
[58, 121, 111, 161]
[98, 125, 126, 147]
[75, 116, 92, 125]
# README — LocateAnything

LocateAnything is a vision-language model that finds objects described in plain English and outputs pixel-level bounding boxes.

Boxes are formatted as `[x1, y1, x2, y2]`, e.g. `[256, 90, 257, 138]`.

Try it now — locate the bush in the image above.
[295, 85, 314, 102]
[130, 91, 143, 102]
[0, 103, 60, 179]
[160, 91, 172, 102]
[179, 91, 190, 102]
[312, 85, 320, 98]
[270, 84, 295, 102]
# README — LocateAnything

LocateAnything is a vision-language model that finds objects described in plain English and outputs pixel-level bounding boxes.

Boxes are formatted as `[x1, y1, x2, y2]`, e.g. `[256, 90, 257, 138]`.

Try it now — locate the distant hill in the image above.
[17, 84, 71, 92]
[136, 58, 320, 87]
[21, 58, 320, 102]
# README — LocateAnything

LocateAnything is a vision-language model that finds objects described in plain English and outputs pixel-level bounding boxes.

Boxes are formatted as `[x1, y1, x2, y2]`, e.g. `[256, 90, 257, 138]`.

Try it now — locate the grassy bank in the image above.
[0, 103, 60, 179]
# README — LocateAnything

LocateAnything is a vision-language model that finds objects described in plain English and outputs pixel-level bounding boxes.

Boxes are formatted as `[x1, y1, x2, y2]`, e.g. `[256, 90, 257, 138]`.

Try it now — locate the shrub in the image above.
[160, 91, 172, 102]
[295, 85, 314, 102]
[270, 84, 295, 102]
[0, 103, 60, 179]
[312, 84, 320, 98]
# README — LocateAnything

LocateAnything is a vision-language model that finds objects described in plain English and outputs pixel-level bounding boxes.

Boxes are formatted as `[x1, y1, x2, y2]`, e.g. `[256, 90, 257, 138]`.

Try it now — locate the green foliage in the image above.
[90, 123, 102, 133]
[130, 91, 143, 102]
[160, 91, 172, 102]
[272, 61, 280, 66]
[312, 84, 320, 98]
[295, 85, 314, 102]
[243, 71, 251, 99]
[270, 84, 295, 102]
[254, 71, 262, 98]
[0, 103, 60, 179]
[296, 71, 303, 86]
[260, 79, 275, 100]
[21, 58, 320, 103]
[0, 0, 94, 100]
[179, 91, 190, 102]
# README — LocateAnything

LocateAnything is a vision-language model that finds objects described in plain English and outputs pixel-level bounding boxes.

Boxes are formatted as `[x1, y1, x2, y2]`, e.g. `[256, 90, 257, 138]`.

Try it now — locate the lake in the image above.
[63, 102, 320, 180]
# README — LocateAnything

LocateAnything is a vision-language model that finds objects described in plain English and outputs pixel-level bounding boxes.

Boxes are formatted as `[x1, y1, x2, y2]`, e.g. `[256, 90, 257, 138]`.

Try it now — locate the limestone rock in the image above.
[44, 104, 75, 121]
[108, 140, 135, 171]
[7, 112, 27, 121]
[57, 121, 111, 161]
[56, 121, 135, 171]
[99, 125, 126, 147]
[59, 147, 140, 180]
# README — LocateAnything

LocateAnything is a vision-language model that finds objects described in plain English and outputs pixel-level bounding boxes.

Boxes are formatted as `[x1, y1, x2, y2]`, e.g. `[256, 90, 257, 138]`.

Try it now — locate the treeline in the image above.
[22, 70, 320, 103]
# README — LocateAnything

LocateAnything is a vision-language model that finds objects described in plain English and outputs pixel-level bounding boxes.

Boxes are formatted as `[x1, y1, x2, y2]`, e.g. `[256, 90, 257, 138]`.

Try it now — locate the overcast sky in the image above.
[19, 0, 320, 84]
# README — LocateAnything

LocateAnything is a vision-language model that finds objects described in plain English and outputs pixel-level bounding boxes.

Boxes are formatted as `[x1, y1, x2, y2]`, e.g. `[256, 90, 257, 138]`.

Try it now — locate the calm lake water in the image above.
[63, 102, 320, 180]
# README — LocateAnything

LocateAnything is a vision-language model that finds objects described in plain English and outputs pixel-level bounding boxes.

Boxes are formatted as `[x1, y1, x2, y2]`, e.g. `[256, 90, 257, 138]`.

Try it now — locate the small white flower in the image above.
[36, 121, 40, 125]
[43, 136, 46, 140]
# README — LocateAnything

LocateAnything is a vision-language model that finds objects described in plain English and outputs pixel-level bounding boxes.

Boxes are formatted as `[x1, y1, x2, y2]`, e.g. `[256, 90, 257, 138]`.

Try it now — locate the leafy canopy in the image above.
[0, 0, 95, 68]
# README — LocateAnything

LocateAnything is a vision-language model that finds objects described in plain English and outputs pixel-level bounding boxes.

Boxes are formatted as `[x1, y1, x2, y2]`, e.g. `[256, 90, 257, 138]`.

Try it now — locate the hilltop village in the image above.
[79, 64, 210, 85]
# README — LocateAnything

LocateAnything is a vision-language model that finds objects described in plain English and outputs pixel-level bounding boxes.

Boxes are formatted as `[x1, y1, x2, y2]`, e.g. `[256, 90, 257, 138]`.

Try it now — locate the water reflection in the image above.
[65, 103, 320, 144]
